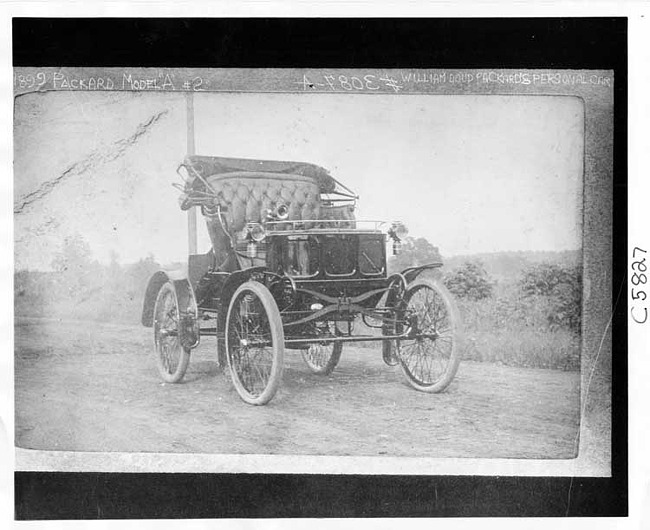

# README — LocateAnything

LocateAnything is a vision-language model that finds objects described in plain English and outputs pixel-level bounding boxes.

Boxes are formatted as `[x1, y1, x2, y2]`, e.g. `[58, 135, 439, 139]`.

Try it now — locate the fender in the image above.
[401, 262, 443, 284]
[381, 273, 407, 364]
[217, 266, 268, 314]
[141, 270, 200, 349]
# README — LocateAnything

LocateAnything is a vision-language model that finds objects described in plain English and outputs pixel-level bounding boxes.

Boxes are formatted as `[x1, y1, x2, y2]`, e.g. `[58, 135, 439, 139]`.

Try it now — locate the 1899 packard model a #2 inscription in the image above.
[141, 155, 462, 405]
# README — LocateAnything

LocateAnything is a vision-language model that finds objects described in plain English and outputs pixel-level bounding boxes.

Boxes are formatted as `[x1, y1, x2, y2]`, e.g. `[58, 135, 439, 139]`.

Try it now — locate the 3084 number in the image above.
[631, 247, 647, 324]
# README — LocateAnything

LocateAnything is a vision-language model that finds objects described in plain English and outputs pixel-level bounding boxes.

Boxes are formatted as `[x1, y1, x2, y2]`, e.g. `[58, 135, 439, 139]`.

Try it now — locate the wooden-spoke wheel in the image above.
[225, 281, 284, 405]
[396, 278, 462, 393]
[153, 282, 191, 383]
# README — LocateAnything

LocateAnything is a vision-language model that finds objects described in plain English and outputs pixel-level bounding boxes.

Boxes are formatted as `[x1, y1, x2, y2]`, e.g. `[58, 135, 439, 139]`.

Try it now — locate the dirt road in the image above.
[15, 318, 581, 459]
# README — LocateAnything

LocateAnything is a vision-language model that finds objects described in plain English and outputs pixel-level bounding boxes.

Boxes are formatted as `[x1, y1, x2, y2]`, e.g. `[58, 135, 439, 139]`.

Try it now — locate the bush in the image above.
[519, 263, 581, 333]
[444, 260, 493, 301]
[457, 293, 552, 333]
[16, 234, 163, 325]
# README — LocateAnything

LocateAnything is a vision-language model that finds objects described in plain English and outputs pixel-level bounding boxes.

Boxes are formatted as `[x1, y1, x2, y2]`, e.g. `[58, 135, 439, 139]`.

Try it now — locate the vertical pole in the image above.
[186, 92, 198, 255]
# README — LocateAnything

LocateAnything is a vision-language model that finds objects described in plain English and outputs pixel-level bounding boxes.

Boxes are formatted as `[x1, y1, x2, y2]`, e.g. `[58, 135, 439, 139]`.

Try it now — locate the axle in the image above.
[283, 332, 438, 345]
[172, 327, 438, 344]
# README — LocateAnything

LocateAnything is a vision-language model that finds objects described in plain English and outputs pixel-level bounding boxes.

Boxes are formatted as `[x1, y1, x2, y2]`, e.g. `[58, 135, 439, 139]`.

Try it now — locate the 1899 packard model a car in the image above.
[142, 155, 462, 405]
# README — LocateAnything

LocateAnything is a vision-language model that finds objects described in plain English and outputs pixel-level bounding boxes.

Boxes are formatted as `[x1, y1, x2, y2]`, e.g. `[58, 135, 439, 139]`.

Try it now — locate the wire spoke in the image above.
[228, 289, 276, 398]
[397, 284, 456, 386]
[154, 288, 184, 376]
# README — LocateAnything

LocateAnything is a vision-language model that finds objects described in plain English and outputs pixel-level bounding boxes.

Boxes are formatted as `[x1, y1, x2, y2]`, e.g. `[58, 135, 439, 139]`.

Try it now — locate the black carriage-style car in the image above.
[142, 155, 462, 405]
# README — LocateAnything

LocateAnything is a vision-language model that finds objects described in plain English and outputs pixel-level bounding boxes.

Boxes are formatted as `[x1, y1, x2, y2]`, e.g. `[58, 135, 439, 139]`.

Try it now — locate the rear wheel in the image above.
[302, 339, 343, 375]
[226, 281, 284, 405]
[153, 283, 191, 383]
[396, 278, 462, 393]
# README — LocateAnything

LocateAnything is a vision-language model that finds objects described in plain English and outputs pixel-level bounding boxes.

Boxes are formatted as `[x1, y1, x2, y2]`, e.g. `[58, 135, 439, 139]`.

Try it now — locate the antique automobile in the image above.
[142, 155, 462, 405]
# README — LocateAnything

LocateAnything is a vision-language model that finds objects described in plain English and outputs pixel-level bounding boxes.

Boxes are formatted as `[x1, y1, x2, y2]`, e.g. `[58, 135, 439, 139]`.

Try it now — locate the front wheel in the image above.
[225, 281, 284, 405]
[153, 282, 191, 383]
[396, 278, 462, 393]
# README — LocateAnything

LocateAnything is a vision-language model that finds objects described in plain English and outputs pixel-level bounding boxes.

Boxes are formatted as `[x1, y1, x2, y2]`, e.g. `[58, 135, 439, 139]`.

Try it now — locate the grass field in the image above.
[457, 294, 580, 370]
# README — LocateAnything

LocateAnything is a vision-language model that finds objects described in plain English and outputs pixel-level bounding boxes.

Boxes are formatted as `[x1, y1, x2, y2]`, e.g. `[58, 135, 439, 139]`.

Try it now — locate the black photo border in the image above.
[12, 17, 627, 519]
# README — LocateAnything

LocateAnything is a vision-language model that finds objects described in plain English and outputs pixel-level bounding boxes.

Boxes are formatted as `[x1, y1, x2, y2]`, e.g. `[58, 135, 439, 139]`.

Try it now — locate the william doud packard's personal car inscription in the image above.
[13, 67, 613, 96]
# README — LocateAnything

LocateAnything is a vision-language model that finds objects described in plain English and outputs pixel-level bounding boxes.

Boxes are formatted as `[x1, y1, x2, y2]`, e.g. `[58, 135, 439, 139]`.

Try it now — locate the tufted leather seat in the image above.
[205, 172, 321, 233]
[182, 153, 358, 271]
[202, 172, 322, 270]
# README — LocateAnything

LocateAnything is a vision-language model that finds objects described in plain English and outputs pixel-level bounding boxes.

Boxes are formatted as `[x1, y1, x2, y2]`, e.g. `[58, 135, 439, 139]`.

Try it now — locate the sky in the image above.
[14, 91, 584, 270]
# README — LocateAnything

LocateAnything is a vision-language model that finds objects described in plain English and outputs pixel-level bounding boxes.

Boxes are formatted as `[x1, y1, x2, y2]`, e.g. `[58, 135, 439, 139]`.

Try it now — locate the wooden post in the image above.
[186, 92, 198, 255]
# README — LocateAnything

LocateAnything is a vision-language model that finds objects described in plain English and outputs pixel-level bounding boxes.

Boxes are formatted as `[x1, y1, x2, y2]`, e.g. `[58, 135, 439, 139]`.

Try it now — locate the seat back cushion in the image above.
[205, 172, 321, 233]
[203, 173, 322, 266]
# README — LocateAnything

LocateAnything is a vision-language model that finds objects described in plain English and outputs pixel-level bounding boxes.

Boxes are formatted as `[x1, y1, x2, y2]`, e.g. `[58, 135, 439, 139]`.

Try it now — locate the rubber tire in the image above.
[301, 342, 343, 375]
[396, 278, 462, 393]
[153, 282, 191, 383]
[225, 281, 284, 405]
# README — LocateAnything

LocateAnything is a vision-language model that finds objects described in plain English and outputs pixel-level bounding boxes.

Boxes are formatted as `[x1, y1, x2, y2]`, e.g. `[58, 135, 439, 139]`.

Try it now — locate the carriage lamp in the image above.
[390, 221, 408, 239]
[247, 241, 258, 258]
[248, 223, 266, 242]
[388, 221, 408, 255]
[244, 223, 266, 259]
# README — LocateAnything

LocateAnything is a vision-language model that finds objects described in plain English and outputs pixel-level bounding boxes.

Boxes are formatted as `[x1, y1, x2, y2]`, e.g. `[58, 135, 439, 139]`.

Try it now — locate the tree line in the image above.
[15, 233, 162, 323]
[388, 236, 582, 334]
[15, 233, 581, 333]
